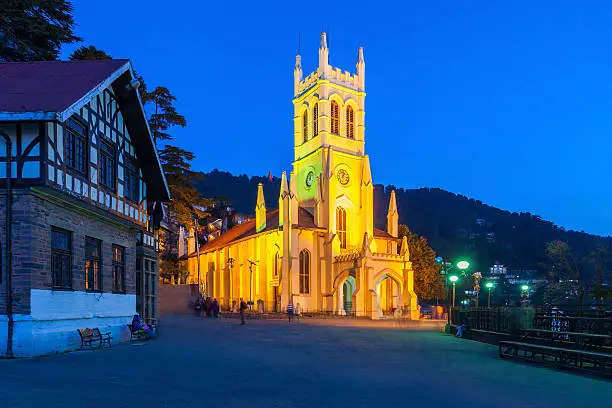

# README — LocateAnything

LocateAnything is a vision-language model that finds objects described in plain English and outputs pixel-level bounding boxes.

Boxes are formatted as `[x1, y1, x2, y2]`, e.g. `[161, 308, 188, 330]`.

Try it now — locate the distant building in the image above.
[490, 263, 508, 276]
[0, 60, 169, 357]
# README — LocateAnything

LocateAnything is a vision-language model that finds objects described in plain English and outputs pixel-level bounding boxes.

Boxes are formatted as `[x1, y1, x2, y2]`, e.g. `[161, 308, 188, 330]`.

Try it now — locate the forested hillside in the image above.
[196, 169, 612, 283]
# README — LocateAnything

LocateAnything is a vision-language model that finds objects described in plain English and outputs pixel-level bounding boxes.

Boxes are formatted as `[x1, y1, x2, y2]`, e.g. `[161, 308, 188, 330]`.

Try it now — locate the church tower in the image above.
[291, 32, 373, 250]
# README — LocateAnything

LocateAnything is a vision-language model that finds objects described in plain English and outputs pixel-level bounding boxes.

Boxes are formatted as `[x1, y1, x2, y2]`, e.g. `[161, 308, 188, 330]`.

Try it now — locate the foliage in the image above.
[0, 0, 81, 61]
[69, 45, 111, 60]
[398, 224, 445, 301]
[159, 145, 207, 226]
[542, 281, 581, 306]
[141, 87, 187, 144]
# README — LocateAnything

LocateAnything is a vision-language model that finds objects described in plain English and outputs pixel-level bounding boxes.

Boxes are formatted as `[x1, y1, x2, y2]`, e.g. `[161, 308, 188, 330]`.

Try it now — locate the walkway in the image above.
[0, 315, 608, 407]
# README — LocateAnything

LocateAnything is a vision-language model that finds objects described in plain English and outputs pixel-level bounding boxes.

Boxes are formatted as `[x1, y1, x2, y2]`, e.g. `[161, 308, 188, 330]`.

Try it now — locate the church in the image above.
[186, 33, 418, 319]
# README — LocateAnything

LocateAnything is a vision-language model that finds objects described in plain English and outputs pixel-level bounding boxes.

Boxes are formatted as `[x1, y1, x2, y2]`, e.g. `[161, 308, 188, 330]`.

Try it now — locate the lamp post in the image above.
[227, 257, 234, 308]
[449, 275, 459, 308]
[485, 282, 494, 308]
[247, 260, 257, 312]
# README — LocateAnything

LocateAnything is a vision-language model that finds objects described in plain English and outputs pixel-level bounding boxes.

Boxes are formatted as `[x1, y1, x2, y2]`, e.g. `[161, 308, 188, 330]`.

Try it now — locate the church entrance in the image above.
[338, 276, 356, 316]
[376, 275, 401, 317]
[272, 286, 279, 313]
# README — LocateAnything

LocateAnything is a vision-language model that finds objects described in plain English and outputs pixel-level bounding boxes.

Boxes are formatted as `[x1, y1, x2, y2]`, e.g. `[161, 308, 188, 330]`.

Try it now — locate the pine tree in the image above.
[69, 45, 111, 60]
[141, 87, 187, 144]
[0, 0, 81, 61]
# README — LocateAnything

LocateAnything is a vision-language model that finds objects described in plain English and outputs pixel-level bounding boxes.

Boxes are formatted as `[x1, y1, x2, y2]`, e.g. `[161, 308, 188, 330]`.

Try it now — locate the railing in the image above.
[451, 307, 612, 335]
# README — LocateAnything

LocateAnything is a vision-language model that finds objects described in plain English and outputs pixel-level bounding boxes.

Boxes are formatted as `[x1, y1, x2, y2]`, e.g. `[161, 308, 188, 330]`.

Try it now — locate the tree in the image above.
[69, 45, 111, 60]
[399, 224, 445, 302]
[0, 0, 81, 61]
[546, 240, 584, 304]
[141, 87, 187, 144]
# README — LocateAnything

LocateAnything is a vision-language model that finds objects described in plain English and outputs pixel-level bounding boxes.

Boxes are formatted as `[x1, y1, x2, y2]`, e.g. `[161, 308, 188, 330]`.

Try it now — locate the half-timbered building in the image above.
[0, 60, 169, 357]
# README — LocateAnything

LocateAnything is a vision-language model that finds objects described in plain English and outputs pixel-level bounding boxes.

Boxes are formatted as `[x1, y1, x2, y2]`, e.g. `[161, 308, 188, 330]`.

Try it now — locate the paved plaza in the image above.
[1, 315, 609, 408]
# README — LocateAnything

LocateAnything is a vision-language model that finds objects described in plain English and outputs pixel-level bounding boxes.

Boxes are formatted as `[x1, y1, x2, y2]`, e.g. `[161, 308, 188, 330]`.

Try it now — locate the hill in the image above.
[195, 169, 612, 283]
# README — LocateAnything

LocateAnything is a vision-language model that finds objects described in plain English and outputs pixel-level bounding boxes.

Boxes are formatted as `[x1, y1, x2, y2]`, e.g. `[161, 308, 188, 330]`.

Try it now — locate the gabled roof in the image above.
[194, 207, 322, 255]
[0, 60, 170, 201]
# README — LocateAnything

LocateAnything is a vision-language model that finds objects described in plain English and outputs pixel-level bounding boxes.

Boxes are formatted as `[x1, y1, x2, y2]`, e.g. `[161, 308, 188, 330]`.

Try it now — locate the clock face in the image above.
[337, 169, 350, 185]
[305, 171, 315, 188]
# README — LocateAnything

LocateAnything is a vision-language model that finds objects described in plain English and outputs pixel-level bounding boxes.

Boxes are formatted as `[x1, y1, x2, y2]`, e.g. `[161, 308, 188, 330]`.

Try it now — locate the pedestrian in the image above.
[232, 300, 237, 313]
[456, 322, 467, 338]
[239, 298, 247, 325]
[287, 301, 294, 322]
[212, 298, 220, 318]
[206, 297, 213, 317]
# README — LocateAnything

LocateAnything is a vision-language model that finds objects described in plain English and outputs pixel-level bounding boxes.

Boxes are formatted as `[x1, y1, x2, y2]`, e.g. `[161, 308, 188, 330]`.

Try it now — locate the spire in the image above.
[318, 32, 329, 78]
[294, 54, 303, 95]
[387, 190, 398, 238]
[362, 232, 372, 255]
[356, 46, 365, 91]
[255, 183, 266, 232]
[279, 171, 289, 227]
[401, 235, 409, 258]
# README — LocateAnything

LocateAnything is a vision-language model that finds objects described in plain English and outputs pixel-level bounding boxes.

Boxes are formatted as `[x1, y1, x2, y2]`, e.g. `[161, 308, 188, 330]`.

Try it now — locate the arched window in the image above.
[346, 105, 354, 139]
[302, 111, 308, 143]
[299, 249, 310, 294]
[331, 100, 339, 134]
[273, 252, 280, 277]
[313, 103, 318, 137]
[336, 207, 347, 249]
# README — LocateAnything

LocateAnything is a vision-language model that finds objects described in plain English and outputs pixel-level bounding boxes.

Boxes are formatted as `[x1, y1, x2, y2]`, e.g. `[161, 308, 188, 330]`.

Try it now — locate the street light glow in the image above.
[456, 260, 470, 270]
[521, 284, 529, 291]
[449, 275, 459, 283]
[485, 282, 493, 288]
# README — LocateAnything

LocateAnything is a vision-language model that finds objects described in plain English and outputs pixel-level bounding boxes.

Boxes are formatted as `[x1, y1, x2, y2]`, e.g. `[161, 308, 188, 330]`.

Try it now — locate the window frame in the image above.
[346, 105, 355, 139]
[299, 249, 310, 294]
[331, 100, 340, 135]
[337, 207, 347, 249]
[273, 252, 280, 277]
[124, 157, 140, 203]
[65, 117, 88, 176]
[51, 227, 72, 290]
[302, 110, 309, 143]
[312, 103, 318, 137]
[99, 138, 117, 192]
[112, 244, 126, 293]
[85, 236, 102, 292]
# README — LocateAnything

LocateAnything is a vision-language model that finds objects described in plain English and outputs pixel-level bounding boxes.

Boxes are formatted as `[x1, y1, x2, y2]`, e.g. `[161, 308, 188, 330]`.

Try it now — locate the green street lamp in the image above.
[485, 282, 494, 308]
[456, 260, 470, 271]
[449, 275, 459, 308]
[521, 284, 529, 291]
[520, 284, 530, 307]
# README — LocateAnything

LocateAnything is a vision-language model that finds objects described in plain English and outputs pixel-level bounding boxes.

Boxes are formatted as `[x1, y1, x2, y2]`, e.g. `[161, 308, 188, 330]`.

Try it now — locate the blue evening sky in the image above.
[64, 1, 612, 236]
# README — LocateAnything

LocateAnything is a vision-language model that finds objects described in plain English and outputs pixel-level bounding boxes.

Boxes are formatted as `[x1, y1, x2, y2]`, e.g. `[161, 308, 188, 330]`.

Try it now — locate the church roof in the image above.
[194, 207, 320, 255]
[192, 208, 396, 256]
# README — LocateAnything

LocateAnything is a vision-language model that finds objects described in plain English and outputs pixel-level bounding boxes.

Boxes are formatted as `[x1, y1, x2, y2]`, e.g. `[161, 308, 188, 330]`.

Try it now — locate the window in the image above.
[112, 245, 125, 292]
[51, 227, 72, 289]
[85, 237, 102, 291]
[346, 106, 355, 139]
[273, 252, 280, 277]
[337, 207, 347, 249]
[331, 100, 339, 134]
[313, 103, 318, 137]
[302, 110, 308, 143]
[66, 117, 88, 175]
[99, 139, 116, 191]
[124, 159, 140, 203]
[299, 249, 310, 294]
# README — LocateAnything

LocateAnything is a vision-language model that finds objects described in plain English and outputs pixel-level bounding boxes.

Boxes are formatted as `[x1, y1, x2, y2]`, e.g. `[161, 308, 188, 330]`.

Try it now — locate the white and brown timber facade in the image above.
[0, 60, 169, 357]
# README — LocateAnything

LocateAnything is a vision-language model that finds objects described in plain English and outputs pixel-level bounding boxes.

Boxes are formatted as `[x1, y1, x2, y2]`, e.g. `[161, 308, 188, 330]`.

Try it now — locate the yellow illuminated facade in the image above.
[186, 33, 418, 319]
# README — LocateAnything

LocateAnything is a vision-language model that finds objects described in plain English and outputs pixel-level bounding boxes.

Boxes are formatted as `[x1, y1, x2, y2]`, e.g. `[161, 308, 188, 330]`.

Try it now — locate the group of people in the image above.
[196, 297, 220, 318]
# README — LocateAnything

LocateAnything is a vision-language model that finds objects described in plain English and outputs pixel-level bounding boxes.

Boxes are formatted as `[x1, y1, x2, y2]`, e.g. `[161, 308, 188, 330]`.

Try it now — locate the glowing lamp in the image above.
[449, 275, 459, 283]
[456, 261, 470, 270]
[485, 282, 494, 289]
[521, 285, 529, 291]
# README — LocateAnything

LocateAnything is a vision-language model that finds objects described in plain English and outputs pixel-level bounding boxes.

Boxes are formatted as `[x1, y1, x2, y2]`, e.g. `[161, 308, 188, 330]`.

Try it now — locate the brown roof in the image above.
[0, 60, 130, 114]
[195, 207, 322, 255]
[373, 228, 394, 238]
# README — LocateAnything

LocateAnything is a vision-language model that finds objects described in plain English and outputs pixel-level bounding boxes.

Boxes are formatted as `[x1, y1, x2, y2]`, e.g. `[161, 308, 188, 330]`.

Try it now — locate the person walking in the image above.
[287, 301, 294, 323]
[239, 298, 247, 325]
[212, 298, 220, 318]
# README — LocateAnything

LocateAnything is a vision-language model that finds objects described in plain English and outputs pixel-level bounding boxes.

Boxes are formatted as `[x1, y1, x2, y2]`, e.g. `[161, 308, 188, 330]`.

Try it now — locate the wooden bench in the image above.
[77, 328, 112, 349]
[128, 324, 151, 341]
[499, 340, 612, 376]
